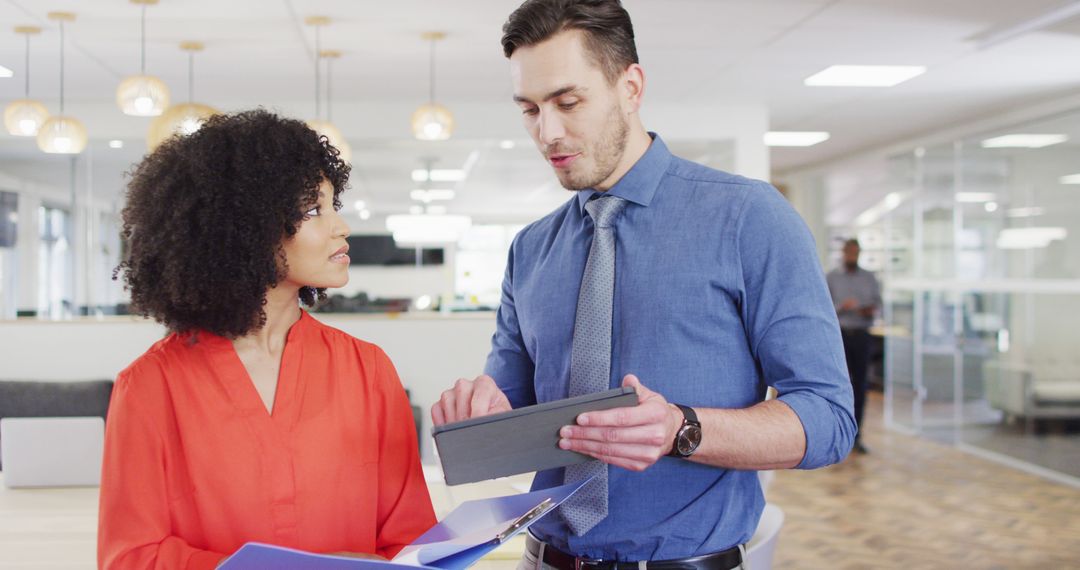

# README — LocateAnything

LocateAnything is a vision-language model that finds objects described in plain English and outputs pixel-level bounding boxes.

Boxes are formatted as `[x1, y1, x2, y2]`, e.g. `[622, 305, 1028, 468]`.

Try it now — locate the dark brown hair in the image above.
[501, 0, 638, 84]
[113, 109, 350, 338]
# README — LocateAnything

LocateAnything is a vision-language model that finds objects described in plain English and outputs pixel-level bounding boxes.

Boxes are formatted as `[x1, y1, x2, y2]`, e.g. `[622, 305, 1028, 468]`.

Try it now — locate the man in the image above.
[432, 1, 855, 568]
[826, 239, 881, 455]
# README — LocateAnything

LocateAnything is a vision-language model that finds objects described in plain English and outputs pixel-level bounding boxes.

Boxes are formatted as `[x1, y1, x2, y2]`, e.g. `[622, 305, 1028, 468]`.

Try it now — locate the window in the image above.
[37, 205, 73, 319]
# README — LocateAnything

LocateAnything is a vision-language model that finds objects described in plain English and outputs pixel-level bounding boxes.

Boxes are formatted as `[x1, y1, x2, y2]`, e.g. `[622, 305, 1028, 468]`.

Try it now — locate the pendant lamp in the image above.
[4, 26, 49, 137]
[147, 41, 218, 150]
[36, 12, 86, 155]
[411, 32, 454, 141]
[303, 17, 351, 163]
[116, 0, 170, 116]
[310, 49, 351, 163]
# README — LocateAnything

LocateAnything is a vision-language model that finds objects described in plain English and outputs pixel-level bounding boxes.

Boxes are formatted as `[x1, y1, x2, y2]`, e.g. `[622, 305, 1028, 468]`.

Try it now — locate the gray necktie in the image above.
[561, 195, 628, 536]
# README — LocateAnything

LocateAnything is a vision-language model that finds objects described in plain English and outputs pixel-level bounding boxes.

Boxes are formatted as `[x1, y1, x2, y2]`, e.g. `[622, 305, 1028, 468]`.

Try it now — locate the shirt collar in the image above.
[576, 132, 671, 216]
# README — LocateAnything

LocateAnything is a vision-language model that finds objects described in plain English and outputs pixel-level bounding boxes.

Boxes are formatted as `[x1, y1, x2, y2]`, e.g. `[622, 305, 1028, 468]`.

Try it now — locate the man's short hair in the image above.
[501, 0, 638, 84]
[844, 238, 860, 249]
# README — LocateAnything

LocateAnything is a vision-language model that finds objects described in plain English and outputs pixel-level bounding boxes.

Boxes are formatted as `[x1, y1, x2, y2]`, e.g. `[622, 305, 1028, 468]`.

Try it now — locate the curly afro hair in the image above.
[114, 109, 350, 338]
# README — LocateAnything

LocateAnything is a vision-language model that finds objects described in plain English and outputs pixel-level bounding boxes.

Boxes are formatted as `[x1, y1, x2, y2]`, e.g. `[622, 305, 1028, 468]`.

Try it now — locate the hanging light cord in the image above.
[188, 51, 194, 103]
[428, 38, 436, 105]
[314, 25, 322, 120]
[326, 57, 333, 122]
[24, 33, 30, 98]
[58, 20, 65, 114]
[140, 4, 147, 75]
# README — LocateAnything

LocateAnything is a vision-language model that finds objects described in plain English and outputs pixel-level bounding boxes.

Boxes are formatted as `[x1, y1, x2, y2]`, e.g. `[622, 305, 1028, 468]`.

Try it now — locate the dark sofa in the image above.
[0, 380, 114, 471]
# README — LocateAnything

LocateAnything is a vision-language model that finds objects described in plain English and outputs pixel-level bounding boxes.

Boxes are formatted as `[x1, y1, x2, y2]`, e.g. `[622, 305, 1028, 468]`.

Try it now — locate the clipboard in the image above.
[432, 387, 639, 485]
[219, 478, 591, 570]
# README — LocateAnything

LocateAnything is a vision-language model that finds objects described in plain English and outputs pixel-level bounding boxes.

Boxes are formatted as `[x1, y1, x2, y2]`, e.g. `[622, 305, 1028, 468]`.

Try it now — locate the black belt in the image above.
[525, 534, 742, 570]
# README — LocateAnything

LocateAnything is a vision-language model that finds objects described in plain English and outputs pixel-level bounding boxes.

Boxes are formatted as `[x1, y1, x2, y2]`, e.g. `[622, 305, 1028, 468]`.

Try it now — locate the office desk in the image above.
[0, 468, 530, 570]
[0, 474, 98, 569]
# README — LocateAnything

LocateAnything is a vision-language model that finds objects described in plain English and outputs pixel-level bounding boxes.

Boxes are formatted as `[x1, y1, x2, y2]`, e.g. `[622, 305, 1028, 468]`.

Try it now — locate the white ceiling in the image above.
[0, 0, 1079, 224]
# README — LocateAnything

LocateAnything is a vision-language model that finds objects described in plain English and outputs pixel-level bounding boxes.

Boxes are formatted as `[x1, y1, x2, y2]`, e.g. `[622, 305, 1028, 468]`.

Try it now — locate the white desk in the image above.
[0, 474, 98, 569]
[0, 469, 529, 569]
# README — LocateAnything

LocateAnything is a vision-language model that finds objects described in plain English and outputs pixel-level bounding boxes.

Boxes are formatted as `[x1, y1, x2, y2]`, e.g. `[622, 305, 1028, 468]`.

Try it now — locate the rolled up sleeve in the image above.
[736, 183, 857, 468]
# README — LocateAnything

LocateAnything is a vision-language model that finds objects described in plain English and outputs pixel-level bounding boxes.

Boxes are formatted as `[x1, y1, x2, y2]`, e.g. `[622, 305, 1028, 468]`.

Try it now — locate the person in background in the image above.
[99, 110, 434, 569]
[432, 1, 856, 569]
[827, 238, 882, 455]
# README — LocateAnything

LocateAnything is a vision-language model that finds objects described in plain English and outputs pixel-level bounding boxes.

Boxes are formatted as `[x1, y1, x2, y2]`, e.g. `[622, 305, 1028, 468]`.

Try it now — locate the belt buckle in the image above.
[575, 557, 604, 570]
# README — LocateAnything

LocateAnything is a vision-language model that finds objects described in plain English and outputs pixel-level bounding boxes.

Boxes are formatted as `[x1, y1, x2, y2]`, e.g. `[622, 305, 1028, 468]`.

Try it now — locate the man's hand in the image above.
[431, 375, 512, 426]
[840, 297, 859, 311]
[557, 375, 682, 472]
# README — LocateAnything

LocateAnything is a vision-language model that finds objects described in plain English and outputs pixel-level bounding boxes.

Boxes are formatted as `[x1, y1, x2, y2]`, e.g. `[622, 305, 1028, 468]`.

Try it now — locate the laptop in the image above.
[0, 417, 105, 488]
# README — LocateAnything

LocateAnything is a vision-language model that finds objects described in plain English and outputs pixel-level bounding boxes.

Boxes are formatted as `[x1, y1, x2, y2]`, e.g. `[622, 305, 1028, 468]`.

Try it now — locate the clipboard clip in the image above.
[496, 498, 555, 543]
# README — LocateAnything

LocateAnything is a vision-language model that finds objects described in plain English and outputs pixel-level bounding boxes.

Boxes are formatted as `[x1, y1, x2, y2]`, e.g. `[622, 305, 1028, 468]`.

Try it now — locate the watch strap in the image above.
[673, 403, 699, 426]
[668, 403, 701, 458]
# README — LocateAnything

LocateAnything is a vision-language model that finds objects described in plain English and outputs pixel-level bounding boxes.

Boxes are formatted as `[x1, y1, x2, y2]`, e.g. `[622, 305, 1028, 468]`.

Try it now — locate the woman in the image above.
[99, 110, 435, 569]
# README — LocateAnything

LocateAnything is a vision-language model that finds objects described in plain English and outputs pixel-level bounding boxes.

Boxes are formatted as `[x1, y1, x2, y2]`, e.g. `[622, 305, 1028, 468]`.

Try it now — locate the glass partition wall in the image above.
[876, 110, 1080, 483]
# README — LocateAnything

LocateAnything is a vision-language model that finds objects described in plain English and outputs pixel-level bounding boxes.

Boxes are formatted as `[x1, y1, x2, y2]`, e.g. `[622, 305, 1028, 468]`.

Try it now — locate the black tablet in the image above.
[432, 387, 639, 485]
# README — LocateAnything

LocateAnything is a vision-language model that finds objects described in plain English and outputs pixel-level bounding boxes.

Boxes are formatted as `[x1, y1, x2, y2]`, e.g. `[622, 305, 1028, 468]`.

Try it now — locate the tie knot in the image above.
[585, 196, 627, 228]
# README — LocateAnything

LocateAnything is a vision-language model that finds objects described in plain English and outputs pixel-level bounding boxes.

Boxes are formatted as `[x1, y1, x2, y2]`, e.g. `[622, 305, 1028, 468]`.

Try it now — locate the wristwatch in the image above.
[668, 404, 702, 458]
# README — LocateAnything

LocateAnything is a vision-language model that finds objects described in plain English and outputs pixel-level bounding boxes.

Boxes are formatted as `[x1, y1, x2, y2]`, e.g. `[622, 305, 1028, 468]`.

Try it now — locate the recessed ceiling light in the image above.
[804, 65, 926, 87]
[499, 140, 516, 150]
[855, 192, 906, 226]
[411, 189, 456, 201]
[764, 131, 830, 147]
[980, 134, 1068, 149]
[956, 192, 996, 203]
[411, 169, 466, 183]
[984, 202, 998, 213]
[1059, 173, 1080, 184]
[0, 65, 13, 78]
[108, 140, 124, 149]
[997, 227, 1067, 250]
[359, 209, 371, 220]
[1006, 206, 1044, 218]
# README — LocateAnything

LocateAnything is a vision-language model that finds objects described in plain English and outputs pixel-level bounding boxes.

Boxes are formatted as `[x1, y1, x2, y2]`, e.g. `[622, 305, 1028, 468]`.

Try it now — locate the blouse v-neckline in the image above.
[200, 311, 309, 432]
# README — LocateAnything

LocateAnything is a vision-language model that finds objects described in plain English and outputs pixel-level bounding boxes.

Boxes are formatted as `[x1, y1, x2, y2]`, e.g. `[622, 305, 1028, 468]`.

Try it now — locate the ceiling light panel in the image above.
[804, 65, 926, 87]
[412, 169, 466, 182]
[980, 134, 1068, 148]
[764, 131, 830, 147]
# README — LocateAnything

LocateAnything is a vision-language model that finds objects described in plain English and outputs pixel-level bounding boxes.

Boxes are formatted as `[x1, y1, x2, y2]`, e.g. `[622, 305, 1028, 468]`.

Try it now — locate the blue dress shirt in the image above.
[484, 134, 855, 561]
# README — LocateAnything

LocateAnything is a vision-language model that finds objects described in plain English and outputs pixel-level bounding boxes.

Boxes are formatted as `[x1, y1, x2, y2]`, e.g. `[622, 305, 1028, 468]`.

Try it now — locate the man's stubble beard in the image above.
[557, 104, 629, 192]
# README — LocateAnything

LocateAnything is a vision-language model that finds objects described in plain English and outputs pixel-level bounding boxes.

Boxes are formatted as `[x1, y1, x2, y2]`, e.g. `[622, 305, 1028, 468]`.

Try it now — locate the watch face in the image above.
[677, 425, 702, 456]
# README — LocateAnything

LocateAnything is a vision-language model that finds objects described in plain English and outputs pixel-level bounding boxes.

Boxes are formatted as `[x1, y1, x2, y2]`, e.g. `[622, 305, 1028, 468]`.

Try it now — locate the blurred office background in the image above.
[1, 1, 1079, 568]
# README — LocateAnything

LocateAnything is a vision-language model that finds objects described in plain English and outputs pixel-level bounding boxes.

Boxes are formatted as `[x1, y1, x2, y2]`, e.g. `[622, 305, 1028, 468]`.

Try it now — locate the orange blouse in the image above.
[98, 311, 436, 569]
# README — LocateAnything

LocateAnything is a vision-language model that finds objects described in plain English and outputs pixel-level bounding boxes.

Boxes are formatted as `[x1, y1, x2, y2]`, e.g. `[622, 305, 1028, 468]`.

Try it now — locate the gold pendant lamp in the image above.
[309, 49, 351, 163]
[36, 12, 87, 154]
[116, 0, 170, 116]
[147, 41, 218, 150]
[4, 26, 49, 137]
[411, 31, 454, 141]
[303, 17, 351, 163]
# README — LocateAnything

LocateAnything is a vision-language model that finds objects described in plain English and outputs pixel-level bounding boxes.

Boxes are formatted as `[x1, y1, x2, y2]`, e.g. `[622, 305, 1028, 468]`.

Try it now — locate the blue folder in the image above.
[220, 478, 589, 570]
